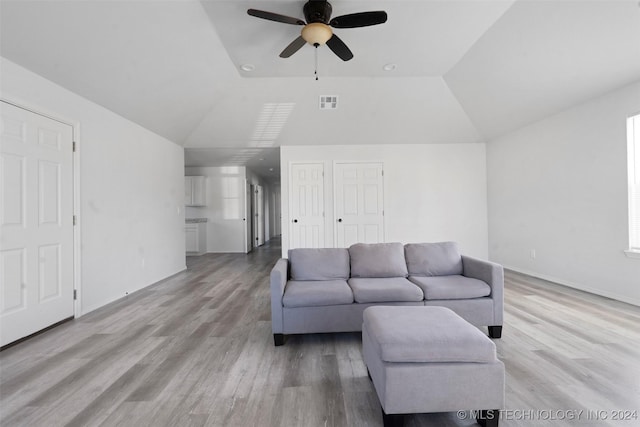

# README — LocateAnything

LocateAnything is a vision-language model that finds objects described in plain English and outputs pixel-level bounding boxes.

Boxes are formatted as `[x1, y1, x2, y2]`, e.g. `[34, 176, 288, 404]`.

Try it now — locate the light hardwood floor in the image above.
[1, 237, 639, 426]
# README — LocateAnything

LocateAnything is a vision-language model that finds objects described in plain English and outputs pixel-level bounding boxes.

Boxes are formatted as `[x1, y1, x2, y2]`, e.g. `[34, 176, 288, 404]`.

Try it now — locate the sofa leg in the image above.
[382, 408, 403, 427]
[488, 326, 502, 339]
[477, 409, 499, 427]
[273, 333, 285, 346]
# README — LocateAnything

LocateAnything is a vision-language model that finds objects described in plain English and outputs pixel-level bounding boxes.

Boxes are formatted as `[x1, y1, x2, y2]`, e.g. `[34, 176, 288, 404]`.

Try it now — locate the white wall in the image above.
[281, 144, 489, 259]
[1, 57, 186, 315]
[487, 81, 640, 306]
[185, 166, 247, 253]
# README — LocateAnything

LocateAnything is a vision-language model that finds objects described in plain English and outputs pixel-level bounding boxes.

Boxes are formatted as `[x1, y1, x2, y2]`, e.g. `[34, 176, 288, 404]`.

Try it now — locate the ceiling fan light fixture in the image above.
[301, 23, 333, 46]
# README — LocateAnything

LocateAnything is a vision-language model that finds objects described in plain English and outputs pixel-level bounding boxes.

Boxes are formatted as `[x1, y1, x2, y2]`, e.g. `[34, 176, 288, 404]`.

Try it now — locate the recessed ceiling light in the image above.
[269, 168, 274, 171]
[383, 63, 397, 71]
[240, 64, 255, 72]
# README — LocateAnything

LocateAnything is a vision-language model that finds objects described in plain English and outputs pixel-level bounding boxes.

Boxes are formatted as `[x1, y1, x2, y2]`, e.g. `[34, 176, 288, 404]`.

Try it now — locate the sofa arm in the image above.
[461, 255, 504, 326]
[270, 258, 289, 335]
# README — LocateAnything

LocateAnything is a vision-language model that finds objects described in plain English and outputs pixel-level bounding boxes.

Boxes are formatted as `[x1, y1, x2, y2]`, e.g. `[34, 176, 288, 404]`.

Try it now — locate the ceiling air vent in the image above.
[319, 95, 338, 110]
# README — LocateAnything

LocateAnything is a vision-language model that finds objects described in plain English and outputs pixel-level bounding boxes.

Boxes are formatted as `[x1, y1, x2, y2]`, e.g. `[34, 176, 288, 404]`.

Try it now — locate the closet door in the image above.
[289, 163, 324, 249]
[334, 162, 384, 248]
[1, 101, 74, 346]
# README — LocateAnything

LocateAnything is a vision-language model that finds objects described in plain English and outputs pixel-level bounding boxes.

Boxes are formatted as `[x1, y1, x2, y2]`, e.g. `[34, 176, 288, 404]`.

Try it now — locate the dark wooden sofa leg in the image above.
[382, 408, 403, 427]
[273, 333, 285, 346]
[488, 326, 502, 339]
[477, 409, 500, 427]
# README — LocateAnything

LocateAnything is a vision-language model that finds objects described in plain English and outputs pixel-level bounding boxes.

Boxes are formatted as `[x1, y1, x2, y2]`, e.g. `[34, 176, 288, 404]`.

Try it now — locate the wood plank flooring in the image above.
[1, 237, 639, 426]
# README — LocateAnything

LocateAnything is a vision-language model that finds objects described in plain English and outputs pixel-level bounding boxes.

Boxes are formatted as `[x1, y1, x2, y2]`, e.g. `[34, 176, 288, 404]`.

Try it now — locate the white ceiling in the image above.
[204, 0, 514, 77]
[2, 0, 640, 183]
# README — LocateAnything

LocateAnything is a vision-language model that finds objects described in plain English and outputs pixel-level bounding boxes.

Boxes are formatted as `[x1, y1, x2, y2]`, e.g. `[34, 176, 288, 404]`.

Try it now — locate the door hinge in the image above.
[73, 141, 77, 152]
[73, 215, 77, 226]
[73, 289, 77, 300]
[381, 170, 384, 176]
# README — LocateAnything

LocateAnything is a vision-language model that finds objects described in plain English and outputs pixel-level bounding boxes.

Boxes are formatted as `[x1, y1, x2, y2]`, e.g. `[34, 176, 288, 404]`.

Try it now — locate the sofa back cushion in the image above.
[349, 242, 408, 278]
[288, 248, 350, 280]
[405, 242, 463, 276]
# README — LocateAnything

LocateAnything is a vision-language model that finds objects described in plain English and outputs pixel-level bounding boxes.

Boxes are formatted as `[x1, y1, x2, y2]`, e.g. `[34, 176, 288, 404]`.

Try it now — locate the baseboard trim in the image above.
[1, 316, 74, 351]
[504, 265, 640, 307]
[79, 266, 187, 316]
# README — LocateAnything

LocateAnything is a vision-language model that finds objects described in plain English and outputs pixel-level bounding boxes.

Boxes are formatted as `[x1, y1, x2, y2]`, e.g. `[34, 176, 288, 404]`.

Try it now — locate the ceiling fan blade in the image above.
[247, 9, 305, 25]
[326, 34, 353, 61]
[329, 11, 387, 28]
[280, 36, 307, 58]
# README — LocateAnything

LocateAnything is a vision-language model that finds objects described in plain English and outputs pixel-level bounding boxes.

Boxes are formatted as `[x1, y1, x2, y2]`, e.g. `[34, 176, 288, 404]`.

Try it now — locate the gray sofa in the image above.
[270, 242, 503, 346]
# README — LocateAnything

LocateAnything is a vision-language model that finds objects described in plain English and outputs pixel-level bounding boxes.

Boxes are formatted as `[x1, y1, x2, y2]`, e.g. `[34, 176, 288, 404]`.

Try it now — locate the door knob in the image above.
[293, 219, 298, 223]
[337, 218, 343, 222]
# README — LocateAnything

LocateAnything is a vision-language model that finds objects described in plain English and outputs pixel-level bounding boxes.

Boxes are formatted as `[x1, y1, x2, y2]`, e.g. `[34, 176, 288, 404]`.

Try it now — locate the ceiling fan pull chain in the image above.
[314, 45, 319, 81]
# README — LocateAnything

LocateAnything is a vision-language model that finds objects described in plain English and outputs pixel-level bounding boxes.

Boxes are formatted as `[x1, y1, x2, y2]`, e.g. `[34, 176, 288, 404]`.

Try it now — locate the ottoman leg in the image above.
[382, 408, 404, 427]
[477, 409, 499, 427]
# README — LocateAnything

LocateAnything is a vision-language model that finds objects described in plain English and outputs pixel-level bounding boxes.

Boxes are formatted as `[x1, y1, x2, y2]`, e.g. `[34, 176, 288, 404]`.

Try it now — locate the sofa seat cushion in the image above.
[349, 243, 408, 278]
[408, 275, 491, 300]
[283, 280, 354, 308]
[404, 242, 463, 276]
[363, 306, 497, 363]
[288, 248, 350, 281]
[348, 277, 423, 303]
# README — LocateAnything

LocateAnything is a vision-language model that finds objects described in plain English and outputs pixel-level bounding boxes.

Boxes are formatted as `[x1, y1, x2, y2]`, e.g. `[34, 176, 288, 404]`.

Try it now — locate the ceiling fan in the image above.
[247, 0, 387, 61]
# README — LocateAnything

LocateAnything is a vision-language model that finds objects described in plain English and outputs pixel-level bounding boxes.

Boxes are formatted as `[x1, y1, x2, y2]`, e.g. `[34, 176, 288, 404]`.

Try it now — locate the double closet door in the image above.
[289, 162, 384, 250]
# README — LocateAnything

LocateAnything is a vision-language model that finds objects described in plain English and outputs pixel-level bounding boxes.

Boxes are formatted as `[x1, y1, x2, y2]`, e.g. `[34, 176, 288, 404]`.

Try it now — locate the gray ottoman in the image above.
[362, 306, 504, 427]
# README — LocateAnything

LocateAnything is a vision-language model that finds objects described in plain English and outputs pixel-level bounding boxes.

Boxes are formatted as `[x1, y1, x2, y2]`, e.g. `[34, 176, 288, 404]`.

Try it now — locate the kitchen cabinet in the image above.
[185, 176, 206, 206]
[185, 219, 207, 255]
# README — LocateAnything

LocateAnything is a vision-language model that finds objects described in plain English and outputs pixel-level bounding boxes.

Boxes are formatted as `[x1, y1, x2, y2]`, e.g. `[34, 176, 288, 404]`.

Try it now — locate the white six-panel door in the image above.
[289, 163, 324, 249]
[0, 101, 74, 347]
[334, 162, 384, 248]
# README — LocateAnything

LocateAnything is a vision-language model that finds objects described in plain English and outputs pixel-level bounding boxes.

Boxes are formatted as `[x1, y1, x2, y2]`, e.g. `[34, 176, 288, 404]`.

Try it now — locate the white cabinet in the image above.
[185, 176, 206, 206]
[185, 224, 199, 252]
[185, 220, 207, 255]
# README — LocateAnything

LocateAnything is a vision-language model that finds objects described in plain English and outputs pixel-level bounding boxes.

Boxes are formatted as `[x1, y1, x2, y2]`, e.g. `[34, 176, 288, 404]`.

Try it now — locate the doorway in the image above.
[334, 162, 385, 247]
[0, 101, 75, 347]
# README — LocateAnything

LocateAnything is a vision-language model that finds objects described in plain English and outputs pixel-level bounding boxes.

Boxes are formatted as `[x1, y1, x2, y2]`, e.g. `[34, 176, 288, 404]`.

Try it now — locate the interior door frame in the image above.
[255, 184, 264, 247]
[244, 179, 252, 253]
[1, 98, 81, 317]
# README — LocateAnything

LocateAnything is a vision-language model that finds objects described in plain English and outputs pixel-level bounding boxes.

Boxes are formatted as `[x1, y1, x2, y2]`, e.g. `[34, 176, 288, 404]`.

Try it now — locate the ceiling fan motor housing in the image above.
[304, 1, 332, 23]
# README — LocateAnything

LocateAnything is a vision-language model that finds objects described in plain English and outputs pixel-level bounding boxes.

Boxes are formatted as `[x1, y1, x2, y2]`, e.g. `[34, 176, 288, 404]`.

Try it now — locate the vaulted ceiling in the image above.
[2, 0, 640, 182]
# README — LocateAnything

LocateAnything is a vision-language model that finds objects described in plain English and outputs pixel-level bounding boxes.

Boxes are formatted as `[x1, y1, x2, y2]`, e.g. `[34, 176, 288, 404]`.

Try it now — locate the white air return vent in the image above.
[319, 95, 338, 110]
